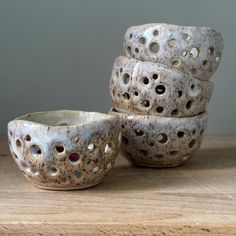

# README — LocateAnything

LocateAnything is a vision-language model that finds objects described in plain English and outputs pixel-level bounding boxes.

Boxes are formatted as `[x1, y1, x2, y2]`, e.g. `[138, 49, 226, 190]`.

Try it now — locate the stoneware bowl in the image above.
[123, 23, 223, 80]
[110, 108, 207, 168]
[8, 110, 120, 190]
[110, 56, 213, 117]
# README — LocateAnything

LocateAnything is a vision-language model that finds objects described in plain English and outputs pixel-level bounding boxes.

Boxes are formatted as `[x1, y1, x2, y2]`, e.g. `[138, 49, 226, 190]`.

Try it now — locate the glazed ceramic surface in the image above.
[110, 108, 207, 168]
[110, 56, 213, 117]
[123, 23, 223, 80]
[8, 110, 120, 190]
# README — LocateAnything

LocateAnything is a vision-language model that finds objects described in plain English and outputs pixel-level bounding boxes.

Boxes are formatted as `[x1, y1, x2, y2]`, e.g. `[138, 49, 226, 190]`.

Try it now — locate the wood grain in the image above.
[0, 136, 236, 235]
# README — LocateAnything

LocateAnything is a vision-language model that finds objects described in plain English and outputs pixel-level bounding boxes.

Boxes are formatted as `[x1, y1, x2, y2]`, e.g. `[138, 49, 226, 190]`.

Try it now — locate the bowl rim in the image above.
[126, 22, 223, 34]
[109, 107, 207, 120]
[8, 110, 119, 129]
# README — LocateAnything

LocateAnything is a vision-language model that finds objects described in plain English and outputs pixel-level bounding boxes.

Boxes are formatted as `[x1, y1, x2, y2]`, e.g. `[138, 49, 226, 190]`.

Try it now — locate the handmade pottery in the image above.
[8, 110, 120, 190]
[110, 56, 213, 117]
[123, 23, 223, 80]
[110, 108, 207, 167]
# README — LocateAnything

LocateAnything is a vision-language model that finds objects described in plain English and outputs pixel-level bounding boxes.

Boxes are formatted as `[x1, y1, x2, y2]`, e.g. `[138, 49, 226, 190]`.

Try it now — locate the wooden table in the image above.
[0, 136, 236, 235]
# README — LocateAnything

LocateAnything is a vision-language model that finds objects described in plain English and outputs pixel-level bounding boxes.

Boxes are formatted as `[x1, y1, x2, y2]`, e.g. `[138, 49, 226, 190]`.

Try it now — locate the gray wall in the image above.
[0, 0, 235, 135]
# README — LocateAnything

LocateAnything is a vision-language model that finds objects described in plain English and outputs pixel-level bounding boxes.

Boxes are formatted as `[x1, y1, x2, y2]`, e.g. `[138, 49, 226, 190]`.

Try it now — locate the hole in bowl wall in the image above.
[30, 145, 42, 158]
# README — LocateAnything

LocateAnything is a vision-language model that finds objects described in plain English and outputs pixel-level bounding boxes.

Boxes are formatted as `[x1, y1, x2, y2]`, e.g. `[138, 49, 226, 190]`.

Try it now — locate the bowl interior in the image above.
[15, 110, 111, 127]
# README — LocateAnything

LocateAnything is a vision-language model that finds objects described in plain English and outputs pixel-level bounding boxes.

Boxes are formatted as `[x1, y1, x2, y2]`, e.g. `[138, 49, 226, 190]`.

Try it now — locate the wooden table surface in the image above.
[0, 136, 236, 235]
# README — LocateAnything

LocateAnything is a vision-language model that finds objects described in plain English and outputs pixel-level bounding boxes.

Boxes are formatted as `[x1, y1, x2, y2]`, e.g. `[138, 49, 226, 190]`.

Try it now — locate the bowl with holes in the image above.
[110, 56, 213, 117]
[8, 110, 120, 190]
[110, 108, 207, 168]
[123, 23, 223, 80]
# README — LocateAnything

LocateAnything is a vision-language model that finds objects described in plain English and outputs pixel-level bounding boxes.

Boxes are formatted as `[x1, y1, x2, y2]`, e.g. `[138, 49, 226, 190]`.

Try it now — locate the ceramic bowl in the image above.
[123, 23, 223, 80]
[8, 110, 120, 190]
[110, 56, 213, 117]
[110, 108, 207, 167]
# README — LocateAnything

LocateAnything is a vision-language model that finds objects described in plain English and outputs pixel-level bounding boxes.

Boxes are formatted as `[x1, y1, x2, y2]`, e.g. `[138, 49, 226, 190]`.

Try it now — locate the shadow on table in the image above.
[93, 146, 236, 192]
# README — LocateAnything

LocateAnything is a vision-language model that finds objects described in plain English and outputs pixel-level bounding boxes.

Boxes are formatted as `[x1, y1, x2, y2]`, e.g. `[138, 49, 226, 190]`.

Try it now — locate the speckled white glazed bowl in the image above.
[110, 56, 213, 117]
[123, 23, 223, 80]
[8, 110, 120, 190]
[110, 108, 207, 168]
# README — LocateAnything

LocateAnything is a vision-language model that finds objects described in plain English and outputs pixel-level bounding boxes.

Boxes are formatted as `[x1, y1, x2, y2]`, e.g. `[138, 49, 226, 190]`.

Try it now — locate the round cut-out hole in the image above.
[25, 135, 31, 142]
[157, 134, 168, 144]
[178, 90, 183, 98]
[55, 145, 64, 153]
[48, 166, 57, 176]
[142, 77, 149, 85]
[216, 56, 220, 62]
[203, 60, 209, 66]
[191, 84, 195, 90]
[177, 131, 184, 138]
[142, 100, 150, 107]
[107, 163, 112, 169]
[135, 129, 144, 136]
[189, 139, 196, 148]
[182, 50, 188, 57]
[122, 73, 130, 84]
[73, 137, 79, 143]
[129, 33, 133, 39]
[149, 141, 155, 147]
[104, 144, 112, 154]
[88, 143, 94, 151]
[16, 139, 21, 148]
[156, 85, 166, 95]
[171, 109, 179, 116]
[186, 100, 192, 110]
[126, 46, 132, 56]
[93, 166, 99, 174]
[152, 74, 158, 79]
[139, 37, 146, 44]
[122, 136, 129, 145]
[69, 153, 80, 163]
[190, 47, 199, 58]
[123, 92, 130, 100]
[134, 91, 139, 96]
[208, 47, 214, 55]
[171, 59, 181, 67]
[183, 34, 191, 41]
[156, 106, 164, 113]
[168, 38, 177, 47]
[153, 30, 159, 36]
[135, 48, 139, 53]
[30, 145, 42, 158]
[149, 42, 159, 54]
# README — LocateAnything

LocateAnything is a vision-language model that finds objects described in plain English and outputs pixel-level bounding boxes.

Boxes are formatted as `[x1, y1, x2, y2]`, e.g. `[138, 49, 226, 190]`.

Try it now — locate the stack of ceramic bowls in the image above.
[109, 23, 223, 167]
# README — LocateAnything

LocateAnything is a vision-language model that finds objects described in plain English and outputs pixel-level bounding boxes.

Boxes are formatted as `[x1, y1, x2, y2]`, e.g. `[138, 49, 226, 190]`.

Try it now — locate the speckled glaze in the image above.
[8, 110, 121, 190]
[123, 23, 223, 80]
[110, 56, 213, 117]
[110, 108, 207, 167]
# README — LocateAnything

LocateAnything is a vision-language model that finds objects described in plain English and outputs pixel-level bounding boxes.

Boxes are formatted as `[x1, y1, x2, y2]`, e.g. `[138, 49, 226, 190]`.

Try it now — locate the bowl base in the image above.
[127, 156, 193, 168]
[32, 181, 101, 191]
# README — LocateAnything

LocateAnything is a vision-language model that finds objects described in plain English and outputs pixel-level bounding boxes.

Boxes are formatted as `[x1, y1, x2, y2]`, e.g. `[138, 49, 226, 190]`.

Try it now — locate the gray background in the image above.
[0, 0, 235, 135]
